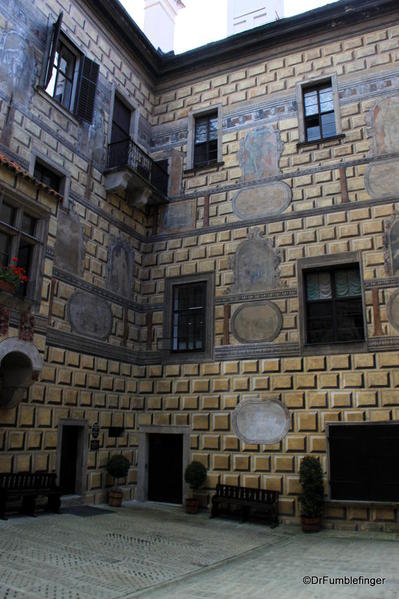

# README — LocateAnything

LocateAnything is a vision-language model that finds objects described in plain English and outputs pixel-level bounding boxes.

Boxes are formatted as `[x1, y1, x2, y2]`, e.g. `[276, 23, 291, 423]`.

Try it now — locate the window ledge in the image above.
[184, 161, 224, 174]
[297, 134, 345, 150]
[327, 499, 399, 507]
[0, 291, 33, 311]
[302, 340, 367, 356]
[35, 87, 80, 127]
[161, 350, 214, 364]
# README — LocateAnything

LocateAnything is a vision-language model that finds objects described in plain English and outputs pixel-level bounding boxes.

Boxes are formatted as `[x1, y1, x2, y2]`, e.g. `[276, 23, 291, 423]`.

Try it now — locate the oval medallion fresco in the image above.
[67, 291, 113, 340]
[232, 398, 290, 445]
[365, 159, 399, 199]
[232, 182, 291, 220]
[387, 289, 399, 332]
[232, 301, 282, 343]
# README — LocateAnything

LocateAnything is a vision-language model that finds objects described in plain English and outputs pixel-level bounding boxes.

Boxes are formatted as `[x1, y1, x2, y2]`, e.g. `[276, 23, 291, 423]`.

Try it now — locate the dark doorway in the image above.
[148, 433, 183, 504]
[59, 426, 80, 494]
[329, 423, 399, 501]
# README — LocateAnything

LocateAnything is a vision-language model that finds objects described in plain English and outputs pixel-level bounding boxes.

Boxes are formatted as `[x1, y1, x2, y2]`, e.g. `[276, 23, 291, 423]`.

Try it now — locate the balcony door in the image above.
[109, 96, 132, 168]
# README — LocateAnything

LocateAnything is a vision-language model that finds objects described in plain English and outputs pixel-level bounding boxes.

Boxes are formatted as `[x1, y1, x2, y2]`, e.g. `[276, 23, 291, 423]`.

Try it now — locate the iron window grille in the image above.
[303, 82, 337, 142]
[194, 112, 218, 167]
[304, 265, 364, 345]
[172, 282, 206, 352]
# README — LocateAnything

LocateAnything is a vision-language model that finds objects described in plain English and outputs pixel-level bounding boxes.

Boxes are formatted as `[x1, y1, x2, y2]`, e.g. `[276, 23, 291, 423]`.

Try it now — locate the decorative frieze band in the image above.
[215, 342, 300, 360]
[46, 329, 162, 365]
[217, 288, 297, 304]
[52, 267, 162, 313]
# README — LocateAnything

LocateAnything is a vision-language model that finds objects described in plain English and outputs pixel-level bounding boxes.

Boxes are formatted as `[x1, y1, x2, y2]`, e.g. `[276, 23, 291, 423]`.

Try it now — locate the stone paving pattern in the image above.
[0, 504, 398, 598]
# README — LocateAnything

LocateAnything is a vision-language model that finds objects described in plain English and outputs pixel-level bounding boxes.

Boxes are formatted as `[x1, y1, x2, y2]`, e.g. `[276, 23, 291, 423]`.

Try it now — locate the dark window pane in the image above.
[335, 299, 364, 341]
[305, 265, 364, 344]
[306, 301, 335, 344]
[321, 112, 337, 138]
[0, 203, 15, 225]
[16, 241, 32, 297]
[306, 125, 321, 141]
[194, 112, 218, 167]
[0, 231, 11, 266]
[34, 162, 61, 192]
[172, 282, 206, 352]
[21, 214, 37, 237]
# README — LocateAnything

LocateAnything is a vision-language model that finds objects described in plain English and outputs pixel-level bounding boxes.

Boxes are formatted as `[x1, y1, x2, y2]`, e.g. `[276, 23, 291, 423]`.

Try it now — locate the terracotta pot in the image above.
[185, 497, 200, 514]
[108, 488, 123, 507]
[301, 515, 321, 533]
[0, 280, 16, 294]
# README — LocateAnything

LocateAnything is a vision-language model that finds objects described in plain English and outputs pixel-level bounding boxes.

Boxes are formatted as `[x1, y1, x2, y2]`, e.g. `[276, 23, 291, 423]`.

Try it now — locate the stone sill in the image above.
[302, 340, 367, 356]
[35, 87, 81, 127]
[0, 291, 33, 311]
[327, 499, 399, 507]
[297, 134, 345, 150]
[184, 161, 224, 174]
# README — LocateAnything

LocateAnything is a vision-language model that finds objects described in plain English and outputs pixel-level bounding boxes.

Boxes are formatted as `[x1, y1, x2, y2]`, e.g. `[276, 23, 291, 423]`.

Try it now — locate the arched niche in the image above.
[0, 338, 43, 409]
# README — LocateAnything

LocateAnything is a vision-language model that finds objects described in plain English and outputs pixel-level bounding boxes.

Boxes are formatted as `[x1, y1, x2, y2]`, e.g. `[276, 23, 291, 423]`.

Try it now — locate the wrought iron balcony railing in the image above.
[107, 138, 168, 198]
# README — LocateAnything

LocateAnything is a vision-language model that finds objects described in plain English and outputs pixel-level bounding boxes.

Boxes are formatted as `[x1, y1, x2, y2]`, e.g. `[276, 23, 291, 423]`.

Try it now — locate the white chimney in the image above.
[144, 0, 185, 53]
[227, 0, 284, 36]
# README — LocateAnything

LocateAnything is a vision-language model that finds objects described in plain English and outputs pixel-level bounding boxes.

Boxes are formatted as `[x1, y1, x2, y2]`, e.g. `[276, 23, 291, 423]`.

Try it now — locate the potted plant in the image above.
[0, 257, 28, 294]
[184, 461, 207, 514]
[106, 454, 130, 507]
[299, 456, 324, 532]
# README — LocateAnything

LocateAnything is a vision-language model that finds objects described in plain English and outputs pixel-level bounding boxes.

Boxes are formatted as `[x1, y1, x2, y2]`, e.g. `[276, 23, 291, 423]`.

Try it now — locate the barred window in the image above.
[172, 282, 206, 352]
[194, 112, 218, 168]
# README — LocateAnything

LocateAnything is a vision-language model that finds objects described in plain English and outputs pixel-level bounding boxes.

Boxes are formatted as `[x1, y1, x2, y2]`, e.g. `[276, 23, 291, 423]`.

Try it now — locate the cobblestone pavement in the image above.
[0, 503, 398, 599]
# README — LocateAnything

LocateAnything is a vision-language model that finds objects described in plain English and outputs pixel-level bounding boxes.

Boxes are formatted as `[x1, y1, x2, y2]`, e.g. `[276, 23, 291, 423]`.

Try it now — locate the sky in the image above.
[120, 0, 337, 54]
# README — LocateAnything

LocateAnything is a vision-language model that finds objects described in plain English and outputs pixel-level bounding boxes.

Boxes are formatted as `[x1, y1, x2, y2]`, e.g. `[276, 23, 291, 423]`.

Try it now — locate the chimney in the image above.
[144, 0, 185, 53]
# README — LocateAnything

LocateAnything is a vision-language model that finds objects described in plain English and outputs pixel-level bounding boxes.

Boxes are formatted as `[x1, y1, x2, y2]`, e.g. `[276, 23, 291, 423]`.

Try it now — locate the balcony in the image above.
[104, 138, 169, 207]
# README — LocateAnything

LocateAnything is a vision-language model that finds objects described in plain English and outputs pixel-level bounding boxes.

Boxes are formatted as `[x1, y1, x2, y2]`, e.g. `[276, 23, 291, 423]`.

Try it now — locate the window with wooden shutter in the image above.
[41, 13, 99, 123]
[74, 56, 99, 123]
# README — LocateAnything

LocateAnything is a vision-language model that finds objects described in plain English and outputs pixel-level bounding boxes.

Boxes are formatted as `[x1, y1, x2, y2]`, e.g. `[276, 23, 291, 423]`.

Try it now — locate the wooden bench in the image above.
[0, 473, 61, 520]
[211, 484, 279, 527]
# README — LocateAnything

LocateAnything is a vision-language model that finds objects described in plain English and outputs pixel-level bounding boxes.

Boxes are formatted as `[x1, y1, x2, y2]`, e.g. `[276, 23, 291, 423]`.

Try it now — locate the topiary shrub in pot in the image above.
[299, 456, 324, 532]
[184, 461, 207, 514]
[106, 454, 130, 507]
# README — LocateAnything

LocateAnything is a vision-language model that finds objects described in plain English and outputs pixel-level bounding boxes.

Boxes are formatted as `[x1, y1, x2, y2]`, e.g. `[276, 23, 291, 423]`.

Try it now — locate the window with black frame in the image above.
[33, 162, 62, 193]
[0, 199, 41, 298]
[304, 266, 364, 344]
[45, 38, 78, 112]
[194, 112, 218, 167]
[42, 12, 99, 123]
[303, 82, 336, 142]
[172, 282, 206, 352]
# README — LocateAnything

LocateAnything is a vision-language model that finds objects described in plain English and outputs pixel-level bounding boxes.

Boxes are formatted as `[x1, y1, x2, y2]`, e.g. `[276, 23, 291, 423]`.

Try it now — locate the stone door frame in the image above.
[56, 419, 89, 496]
[136, 425, 191, 503]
